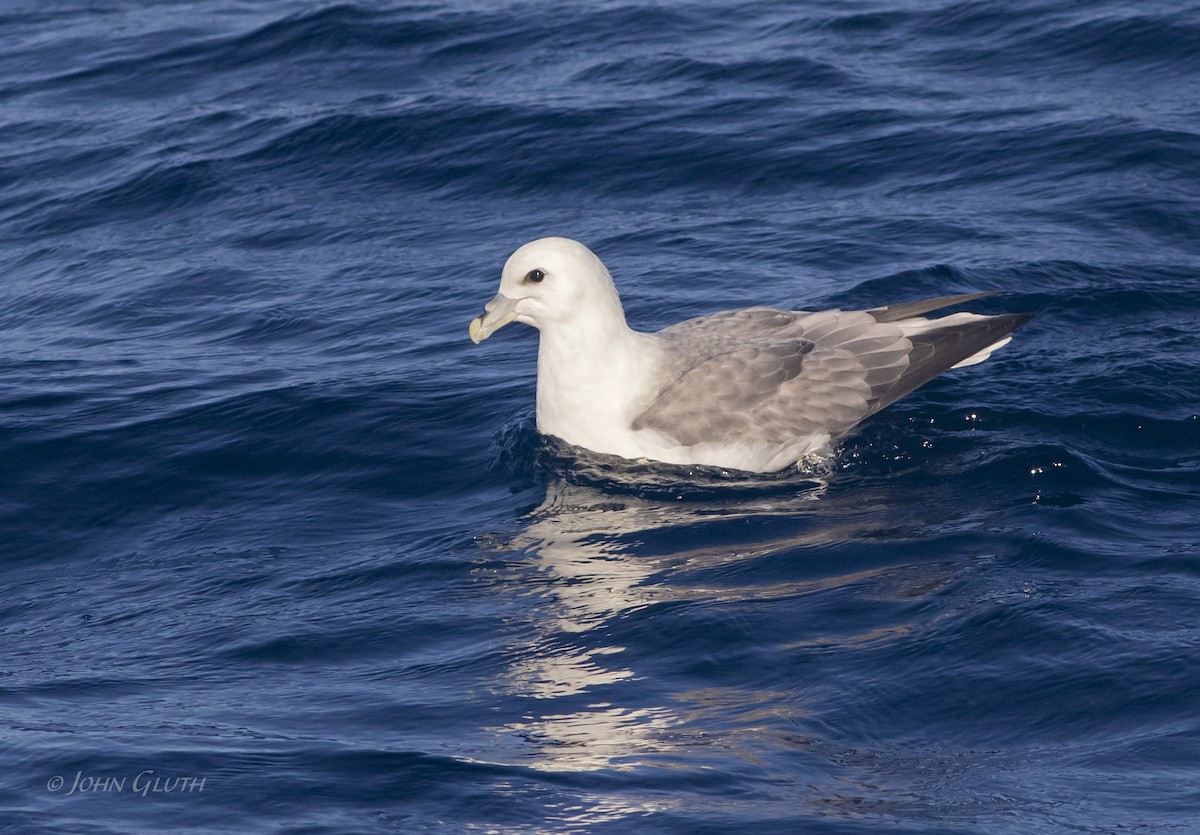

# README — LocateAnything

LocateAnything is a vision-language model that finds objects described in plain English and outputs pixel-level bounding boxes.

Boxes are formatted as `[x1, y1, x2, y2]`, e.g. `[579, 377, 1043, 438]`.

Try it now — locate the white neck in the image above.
[534, 308, 659, 457]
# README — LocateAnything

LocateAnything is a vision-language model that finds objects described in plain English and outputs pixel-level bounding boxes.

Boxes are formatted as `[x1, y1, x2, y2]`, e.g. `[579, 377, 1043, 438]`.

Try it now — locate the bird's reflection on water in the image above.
[472, 439, 976, 788]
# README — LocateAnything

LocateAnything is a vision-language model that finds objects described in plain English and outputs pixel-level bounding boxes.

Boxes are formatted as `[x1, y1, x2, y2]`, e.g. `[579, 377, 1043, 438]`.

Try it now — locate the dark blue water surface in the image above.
[3, 1, 1199, 832]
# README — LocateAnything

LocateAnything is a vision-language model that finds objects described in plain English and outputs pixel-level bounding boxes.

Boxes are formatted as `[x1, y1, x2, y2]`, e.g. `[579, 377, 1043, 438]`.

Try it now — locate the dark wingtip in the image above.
[1008, 311, 1036, 330]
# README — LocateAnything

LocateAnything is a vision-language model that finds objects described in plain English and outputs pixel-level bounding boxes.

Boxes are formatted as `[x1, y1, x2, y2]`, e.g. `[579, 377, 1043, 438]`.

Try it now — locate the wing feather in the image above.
[633, 300, 1031, 456]
[634, 309, 910, 447]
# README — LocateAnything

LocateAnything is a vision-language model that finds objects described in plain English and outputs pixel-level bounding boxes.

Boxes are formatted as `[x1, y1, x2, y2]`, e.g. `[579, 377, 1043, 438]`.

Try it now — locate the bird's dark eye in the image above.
[525, 269, 545, 284]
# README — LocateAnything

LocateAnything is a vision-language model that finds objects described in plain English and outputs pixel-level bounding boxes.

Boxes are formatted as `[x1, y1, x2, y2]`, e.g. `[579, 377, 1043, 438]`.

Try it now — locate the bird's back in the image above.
[631, 298, 1030, 470]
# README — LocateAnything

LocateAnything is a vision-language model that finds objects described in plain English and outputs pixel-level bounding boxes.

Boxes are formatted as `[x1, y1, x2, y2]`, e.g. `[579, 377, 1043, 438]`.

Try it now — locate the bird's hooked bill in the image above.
[469, 293, 520, 344]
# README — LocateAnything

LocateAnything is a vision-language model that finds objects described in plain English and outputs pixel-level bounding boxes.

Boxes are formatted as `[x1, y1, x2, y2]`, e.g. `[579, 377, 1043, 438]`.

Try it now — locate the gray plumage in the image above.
[633, 296, 1031, 451]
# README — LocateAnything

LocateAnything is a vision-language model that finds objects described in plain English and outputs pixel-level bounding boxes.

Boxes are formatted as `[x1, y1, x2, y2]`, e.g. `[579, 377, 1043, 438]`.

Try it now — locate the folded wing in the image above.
[633, 299, 1030, 450]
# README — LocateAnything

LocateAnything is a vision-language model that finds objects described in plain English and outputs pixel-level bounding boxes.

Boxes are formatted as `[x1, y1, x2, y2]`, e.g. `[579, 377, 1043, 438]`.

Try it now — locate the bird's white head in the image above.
[469, 237, 625, 344]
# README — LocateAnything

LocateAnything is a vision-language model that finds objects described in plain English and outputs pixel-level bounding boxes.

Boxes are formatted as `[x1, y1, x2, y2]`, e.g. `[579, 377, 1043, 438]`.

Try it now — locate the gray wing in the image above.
[634, 308, 912, 447]
[635, 302, 1031, 449]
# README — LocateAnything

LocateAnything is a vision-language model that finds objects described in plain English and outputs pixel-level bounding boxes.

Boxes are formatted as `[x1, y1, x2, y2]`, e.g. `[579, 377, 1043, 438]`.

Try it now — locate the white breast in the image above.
[535, 329, 666, 460]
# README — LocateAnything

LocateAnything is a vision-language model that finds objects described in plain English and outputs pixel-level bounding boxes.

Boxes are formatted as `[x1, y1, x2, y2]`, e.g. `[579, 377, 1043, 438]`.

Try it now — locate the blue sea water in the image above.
[2, 0, 1198, 831]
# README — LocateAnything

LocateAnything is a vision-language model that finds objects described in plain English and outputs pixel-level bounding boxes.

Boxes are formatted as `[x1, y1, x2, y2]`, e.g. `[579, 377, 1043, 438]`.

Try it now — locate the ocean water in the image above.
[2, 0, 1198, 832]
